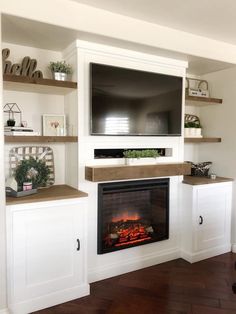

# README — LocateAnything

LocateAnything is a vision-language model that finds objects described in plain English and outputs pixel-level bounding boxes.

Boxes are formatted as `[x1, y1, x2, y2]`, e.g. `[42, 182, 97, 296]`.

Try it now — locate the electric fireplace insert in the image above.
[97, 178, 169, 254]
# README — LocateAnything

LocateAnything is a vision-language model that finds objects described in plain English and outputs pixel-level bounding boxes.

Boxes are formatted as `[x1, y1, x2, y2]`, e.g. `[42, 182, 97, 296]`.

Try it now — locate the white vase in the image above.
[52, 72, 68, 81]
[184, 128, 202, 137]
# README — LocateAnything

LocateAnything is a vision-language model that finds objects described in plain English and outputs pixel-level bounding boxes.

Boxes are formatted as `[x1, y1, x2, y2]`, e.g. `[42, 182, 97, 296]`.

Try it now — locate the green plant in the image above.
[14, 157, 51, 190]
[123, 149, 159, 159]
[49, 61, 72, 74]
[184, 122, 201, 128]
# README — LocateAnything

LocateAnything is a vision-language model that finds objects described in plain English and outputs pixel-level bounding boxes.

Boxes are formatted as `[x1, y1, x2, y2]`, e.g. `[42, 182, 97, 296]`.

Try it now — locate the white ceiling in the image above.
[1, 13, 234, 76]
[71, 0, 236, 45]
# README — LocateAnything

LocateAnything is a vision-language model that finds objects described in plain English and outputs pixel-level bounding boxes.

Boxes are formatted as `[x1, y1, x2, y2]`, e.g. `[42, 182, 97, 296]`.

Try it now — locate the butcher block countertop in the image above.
[183, 175, 234, 186]
[6, 184, 88, 205]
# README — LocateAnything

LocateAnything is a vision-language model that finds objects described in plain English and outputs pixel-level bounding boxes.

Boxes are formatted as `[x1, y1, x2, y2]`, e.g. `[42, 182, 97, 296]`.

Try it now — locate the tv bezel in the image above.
[89, 62, 183, 136]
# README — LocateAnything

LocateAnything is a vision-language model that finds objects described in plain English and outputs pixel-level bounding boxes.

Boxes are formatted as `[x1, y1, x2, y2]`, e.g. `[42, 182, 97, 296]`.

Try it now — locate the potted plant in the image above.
[184, 122, 202, 138]
[123, 149, 159, 165]
[7, 118, 16, 127]
[49, 61, 72, 81]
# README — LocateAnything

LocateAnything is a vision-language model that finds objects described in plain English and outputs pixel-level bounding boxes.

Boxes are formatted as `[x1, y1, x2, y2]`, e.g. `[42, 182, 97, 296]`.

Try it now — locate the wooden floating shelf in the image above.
[185, 95, 223, 106]
[6, 184, 88, 205]
[3, 74, 77, 95]
[5, 135, 78, 143]
[184, 137, 221, 143]
[85, 162, 191, 182]
[183, 175, 233, 186]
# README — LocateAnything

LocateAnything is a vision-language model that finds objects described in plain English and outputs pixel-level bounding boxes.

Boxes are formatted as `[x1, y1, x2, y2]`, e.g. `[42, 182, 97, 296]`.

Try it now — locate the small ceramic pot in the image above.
[7, 119, 15, 126]
[52, 72, 68, 81]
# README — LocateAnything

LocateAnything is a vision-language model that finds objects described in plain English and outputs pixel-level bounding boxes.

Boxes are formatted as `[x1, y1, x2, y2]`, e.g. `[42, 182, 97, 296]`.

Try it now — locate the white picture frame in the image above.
[42, 114, 66, 136]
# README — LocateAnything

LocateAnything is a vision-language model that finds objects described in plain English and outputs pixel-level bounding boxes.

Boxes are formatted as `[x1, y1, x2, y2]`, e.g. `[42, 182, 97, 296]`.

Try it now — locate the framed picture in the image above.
[42, 114, 66, 136]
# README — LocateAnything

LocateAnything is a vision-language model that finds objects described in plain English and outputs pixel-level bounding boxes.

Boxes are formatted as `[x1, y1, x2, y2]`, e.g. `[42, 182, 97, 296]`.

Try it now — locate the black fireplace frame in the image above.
[97, 178, 169, 254]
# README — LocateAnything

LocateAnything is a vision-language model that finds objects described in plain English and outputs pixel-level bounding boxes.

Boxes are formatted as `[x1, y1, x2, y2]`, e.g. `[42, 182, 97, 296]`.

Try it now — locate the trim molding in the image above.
[232, 244, 236, 253]
[180, 244, 231, 263]
[9, 284, 89, 314]
[88, 247, 180, 283]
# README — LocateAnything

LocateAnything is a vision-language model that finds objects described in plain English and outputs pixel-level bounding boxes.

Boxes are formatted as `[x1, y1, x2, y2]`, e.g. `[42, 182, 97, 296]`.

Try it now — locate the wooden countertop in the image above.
[6, 184, 88, 205]
[183, 175, 234, 186]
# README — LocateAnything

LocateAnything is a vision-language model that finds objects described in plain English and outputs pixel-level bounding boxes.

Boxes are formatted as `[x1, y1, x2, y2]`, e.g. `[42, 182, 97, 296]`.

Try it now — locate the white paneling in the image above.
[0, 16, 7, 313]
[76, 41, 186, 281]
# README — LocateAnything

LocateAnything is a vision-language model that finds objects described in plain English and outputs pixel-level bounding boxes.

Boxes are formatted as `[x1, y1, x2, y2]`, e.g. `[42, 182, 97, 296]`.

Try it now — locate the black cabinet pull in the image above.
[77, 239, 80, 251]
[199, 215, 203, 225]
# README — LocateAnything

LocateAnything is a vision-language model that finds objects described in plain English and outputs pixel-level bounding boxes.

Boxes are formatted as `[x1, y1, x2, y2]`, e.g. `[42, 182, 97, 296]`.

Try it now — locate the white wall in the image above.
[195, 67, 236, 248]
[0, 17, 7, 313]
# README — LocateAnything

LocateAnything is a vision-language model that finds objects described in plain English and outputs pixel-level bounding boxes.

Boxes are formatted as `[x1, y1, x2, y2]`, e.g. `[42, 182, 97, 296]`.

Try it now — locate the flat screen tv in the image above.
[90, 63, 183, 136]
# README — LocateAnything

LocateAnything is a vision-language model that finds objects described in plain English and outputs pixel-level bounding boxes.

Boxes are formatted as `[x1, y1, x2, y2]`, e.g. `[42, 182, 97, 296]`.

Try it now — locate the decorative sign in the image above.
[2, 48, 43, 78]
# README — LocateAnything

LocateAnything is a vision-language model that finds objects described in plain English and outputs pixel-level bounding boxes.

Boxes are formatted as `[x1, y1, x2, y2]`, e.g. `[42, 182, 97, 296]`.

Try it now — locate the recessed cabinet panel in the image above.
[194, 186, 228, 251]
[8, 200, 89, 312]
[181, 181, 232, 263]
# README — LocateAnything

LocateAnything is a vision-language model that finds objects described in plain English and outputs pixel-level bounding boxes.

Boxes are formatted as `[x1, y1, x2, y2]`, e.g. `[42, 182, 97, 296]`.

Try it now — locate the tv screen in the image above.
[90, 63, 183, 136]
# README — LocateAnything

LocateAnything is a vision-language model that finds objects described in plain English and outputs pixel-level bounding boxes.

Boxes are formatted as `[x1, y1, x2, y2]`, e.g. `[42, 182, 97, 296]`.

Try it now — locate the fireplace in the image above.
[97, 178, 169, 254]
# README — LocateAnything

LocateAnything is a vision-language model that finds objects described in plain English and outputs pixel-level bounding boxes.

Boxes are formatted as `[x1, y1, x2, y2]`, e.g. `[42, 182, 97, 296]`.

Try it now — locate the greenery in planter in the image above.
[184, 122, 201, 128]
[49, 61, 72, 74]
[123, 149, 160, 159]
[14, 157, 51, 190]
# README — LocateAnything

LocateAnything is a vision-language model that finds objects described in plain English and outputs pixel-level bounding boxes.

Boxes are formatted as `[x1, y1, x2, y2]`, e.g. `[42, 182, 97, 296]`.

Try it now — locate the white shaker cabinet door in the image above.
[7, 199, 89, 314]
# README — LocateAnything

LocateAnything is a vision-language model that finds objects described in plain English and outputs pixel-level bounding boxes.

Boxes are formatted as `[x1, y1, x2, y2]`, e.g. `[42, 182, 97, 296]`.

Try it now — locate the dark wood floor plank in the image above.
[34, 252, 236, 314]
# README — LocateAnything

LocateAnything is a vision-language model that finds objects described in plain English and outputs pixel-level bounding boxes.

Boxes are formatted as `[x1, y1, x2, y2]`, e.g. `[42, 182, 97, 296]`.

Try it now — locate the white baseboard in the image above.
[180, 244, 231, 263]
[0, 309, 10, 314]
[88, 247, 180, 283]
[232, 244, 236, 253]
[9, 284, 90, 314]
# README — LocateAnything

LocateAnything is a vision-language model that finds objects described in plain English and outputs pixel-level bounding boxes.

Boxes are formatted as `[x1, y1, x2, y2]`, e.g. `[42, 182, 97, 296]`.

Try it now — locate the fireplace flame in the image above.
[112, 211, 141, 223]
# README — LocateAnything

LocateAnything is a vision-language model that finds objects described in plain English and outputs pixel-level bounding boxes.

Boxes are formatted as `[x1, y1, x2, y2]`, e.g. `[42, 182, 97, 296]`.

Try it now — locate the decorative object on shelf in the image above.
[7, 119, 15, 127]
[4, 126, 40, 136]
[186, 161, 212, 177]
[49, 61, 72, 81]
[2, 48, 43, 78]
[14, 156, 51, 190]
[184, 114, 202, 138]
[210, 173, 217, 180]
[186, 78, 209, 98]
[9, 146, 55, 187]
[123, 149, 160, 165]
[3, 103, 22, 127]
[43, 114, 66, 136]
[5, 176, 18, 192]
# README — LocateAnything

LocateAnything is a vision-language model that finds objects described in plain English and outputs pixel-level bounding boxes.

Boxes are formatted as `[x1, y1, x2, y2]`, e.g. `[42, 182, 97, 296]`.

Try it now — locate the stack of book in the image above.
[4, 126, 40, 136]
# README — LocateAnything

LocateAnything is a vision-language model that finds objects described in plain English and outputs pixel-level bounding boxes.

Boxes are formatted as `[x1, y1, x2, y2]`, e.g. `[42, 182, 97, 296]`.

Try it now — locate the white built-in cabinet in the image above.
[7, 198, 89, 314]
[181, 181, 232, 263]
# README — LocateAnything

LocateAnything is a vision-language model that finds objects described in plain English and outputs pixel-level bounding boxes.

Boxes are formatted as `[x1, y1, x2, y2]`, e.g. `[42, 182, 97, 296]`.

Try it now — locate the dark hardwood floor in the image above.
[35, 253, 236, 314]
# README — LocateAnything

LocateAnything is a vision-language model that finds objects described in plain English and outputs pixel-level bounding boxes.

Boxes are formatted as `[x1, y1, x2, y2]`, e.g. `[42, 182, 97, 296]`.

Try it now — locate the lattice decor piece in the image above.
[9, 146, 55, 187]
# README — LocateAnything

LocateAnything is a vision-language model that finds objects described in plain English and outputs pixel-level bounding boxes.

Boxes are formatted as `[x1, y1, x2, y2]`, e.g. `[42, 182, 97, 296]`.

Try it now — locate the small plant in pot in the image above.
[7, 118, 16, 127]
[123, 149, 160, 165]
[184, 122, 202, 138]
[49, 61, 72, 81]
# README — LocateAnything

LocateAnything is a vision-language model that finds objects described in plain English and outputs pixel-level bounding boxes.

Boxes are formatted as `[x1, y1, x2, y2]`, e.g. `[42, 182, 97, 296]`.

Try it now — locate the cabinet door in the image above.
[194, 185, 231, 251]
[10, 201, 86, 304]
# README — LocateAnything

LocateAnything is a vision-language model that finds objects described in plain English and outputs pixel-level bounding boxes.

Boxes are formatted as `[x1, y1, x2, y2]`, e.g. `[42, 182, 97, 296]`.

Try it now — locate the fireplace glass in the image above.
[97, 178, 169, 254]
